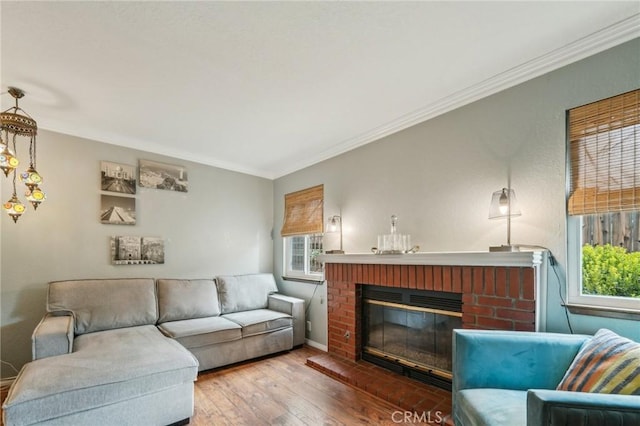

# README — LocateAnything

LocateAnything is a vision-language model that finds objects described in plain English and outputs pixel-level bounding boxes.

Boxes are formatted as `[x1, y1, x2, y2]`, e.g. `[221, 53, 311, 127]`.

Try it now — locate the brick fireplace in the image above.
[321, 252, 545, 363]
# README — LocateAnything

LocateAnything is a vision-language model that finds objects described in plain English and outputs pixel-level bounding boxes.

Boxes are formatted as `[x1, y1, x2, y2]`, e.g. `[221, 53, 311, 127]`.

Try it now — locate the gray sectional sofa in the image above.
[2, 274, 304, 426]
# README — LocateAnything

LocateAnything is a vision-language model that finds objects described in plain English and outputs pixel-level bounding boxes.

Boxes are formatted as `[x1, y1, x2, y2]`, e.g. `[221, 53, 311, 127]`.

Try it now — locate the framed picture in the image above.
[139, 159, 188, 192]
[101, 161, 136, 194]
[110, 236, 165, 265]
[101, 194, 136, 225]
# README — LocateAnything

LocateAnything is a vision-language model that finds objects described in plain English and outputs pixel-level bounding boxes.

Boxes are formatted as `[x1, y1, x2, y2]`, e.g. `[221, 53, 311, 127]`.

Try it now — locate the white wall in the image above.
[0, 130, 273, 375]
[274, 39, 640, 347]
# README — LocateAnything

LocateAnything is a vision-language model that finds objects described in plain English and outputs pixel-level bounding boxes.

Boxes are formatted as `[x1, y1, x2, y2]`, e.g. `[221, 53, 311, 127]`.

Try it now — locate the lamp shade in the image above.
[488, 188, 521, 219]
[326, 215, 341, 233]
[324, 215, 344, 253]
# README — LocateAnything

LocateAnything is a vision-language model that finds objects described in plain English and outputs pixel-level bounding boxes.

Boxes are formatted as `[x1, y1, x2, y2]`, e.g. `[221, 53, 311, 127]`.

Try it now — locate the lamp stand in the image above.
[325, 215, 344, 254]
[489, 208, 519, 252]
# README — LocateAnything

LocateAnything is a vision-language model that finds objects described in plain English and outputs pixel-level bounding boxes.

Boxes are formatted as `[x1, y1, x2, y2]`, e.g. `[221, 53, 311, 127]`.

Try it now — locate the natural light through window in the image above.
[567, 89, 640, 312]
[283, 234, 324, 281]
[280, 184, 324, 282]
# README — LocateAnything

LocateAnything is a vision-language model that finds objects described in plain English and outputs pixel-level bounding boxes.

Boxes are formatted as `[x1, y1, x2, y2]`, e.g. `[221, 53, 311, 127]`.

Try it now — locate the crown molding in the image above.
[274, 14, 640, 179]
[37, 123, 276, 179]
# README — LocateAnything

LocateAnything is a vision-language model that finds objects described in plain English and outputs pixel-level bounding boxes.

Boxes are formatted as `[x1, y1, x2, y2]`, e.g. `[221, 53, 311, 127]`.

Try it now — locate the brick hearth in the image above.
[306, 351, 453, 423]
[325, 262, 537, 361]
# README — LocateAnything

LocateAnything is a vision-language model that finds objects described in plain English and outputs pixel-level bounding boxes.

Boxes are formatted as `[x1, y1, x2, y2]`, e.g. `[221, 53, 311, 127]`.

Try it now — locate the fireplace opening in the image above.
[361, 285, 462, 391]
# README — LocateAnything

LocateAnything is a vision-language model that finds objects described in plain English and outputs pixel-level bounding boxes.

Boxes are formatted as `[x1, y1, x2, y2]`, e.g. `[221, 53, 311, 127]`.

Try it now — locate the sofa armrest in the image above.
[453, 330, 590, 392]
[527, 389, 640, 425]
[268, 294, 305, 346]
[32, 313, 74, 360]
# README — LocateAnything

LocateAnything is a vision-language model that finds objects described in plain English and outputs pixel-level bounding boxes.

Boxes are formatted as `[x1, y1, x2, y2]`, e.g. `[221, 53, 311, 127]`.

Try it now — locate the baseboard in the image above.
[305, 339, 327, 352]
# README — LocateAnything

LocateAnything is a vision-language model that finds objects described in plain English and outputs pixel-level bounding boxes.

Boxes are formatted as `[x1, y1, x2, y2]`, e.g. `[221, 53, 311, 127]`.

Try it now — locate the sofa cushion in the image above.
[456, 388, 527, 426]
[157, 279, 221, 323]
[557, 328, 640, 395]
[47, 278, 158, 335]
[3, 325, 198, 426]
[216, 273, 278, 314]
[158, 316, 242, 349]
[223, 309, 292, 338]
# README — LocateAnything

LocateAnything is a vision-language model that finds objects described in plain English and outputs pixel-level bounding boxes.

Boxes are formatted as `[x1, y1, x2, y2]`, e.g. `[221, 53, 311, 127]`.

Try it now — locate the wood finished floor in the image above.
[2, 346, 449, 425]
[192, 346, 413, 425]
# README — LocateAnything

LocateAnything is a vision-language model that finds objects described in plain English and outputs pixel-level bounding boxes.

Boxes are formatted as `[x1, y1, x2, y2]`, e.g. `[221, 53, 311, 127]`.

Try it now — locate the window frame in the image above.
[282, 234, 324, 282]
[566, 215, 640, 313]
[565, 89, 640, 315]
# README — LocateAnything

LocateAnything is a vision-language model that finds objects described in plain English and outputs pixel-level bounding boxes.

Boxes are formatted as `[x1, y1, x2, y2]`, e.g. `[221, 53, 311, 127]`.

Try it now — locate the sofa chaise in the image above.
[2, 273, 304, 426]
[453, 329, 640, 426]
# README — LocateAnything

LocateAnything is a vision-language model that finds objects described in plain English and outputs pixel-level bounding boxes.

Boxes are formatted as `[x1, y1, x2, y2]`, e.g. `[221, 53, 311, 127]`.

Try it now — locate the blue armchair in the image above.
[452, 329, 640, 426]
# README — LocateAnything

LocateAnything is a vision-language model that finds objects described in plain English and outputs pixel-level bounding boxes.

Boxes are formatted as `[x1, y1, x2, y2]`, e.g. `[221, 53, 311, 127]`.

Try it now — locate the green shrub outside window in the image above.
[582, 244, 640, 298]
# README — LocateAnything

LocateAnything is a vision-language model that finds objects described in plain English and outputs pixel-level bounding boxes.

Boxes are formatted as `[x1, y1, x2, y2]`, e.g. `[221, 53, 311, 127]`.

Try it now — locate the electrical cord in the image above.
[549, 253, 574, 334]
[305, 281, 322, 318]
[1, 360, 19, 390]
[514, 244, 574, 334]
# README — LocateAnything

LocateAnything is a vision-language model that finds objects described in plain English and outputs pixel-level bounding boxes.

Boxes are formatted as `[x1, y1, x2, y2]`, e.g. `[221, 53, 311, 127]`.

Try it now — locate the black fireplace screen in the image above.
[362, 287, 462, 380]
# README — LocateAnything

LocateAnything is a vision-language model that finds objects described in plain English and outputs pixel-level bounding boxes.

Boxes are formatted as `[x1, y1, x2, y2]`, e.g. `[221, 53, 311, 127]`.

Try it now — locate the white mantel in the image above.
[317, 250, 545, 268]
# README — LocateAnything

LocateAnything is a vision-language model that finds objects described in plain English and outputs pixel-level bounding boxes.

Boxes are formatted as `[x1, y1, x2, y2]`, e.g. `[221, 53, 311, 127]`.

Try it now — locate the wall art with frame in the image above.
[101, 161, 136, 194]
[100, 194, 136, 225]
[139, 159, 188, 192]
[110, 236, 165, 265]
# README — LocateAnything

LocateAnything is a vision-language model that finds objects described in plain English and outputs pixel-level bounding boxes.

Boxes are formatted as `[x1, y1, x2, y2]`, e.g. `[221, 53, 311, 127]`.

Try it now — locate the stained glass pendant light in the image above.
[1, 87, 46, 222]
[0, 142, 19, 177]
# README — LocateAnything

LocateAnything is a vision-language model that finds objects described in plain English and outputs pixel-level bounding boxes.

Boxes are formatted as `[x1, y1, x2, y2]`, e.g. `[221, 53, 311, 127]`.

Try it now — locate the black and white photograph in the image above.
[110, 236, 164, 265]
[100, 194, 136, 225]
[101, 161, 136, 194]
[139, 159, 188, 192]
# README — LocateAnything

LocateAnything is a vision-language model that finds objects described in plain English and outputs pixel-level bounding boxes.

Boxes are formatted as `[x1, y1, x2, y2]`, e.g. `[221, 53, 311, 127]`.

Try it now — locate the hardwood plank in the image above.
[193, 347, 405, 426]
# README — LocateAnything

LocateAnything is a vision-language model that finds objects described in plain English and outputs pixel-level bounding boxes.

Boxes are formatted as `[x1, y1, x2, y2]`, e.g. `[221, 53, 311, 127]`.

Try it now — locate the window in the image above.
[281, 185, 324, 281]
[283, 234, 324, 280]
[567, 89, 640, 312]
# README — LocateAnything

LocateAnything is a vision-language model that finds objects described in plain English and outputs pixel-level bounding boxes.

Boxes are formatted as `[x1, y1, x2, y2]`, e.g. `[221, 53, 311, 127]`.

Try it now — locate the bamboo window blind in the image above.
[281, 184, 324, 237]
[568, 89, 640, 216]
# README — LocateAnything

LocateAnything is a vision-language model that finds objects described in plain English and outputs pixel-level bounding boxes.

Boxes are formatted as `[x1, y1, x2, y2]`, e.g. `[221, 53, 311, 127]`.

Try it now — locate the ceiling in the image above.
[2, 2, 639, 179]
